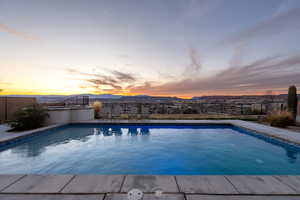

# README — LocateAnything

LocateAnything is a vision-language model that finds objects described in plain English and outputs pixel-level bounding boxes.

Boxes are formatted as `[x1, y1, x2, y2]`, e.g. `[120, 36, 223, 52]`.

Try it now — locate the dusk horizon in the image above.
[1, 0, 300, 98]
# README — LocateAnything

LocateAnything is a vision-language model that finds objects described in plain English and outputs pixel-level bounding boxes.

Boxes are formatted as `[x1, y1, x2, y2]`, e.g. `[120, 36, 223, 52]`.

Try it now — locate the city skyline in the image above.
[1, 0, 300, 98]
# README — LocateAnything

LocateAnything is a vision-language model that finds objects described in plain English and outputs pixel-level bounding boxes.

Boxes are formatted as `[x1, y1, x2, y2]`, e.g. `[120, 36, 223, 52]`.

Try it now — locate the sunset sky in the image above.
[1, 0, 300, 98]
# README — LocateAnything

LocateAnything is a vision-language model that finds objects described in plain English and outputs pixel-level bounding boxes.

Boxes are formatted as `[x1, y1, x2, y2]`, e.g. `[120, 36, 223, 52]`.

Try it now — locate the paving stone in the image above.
[231, 120, 300, 145]
[2, 175, 74, 193]
[104, 194, 127, 200]
[176, 176, 237, 194]
[105, 193, 184, 200]
[61, 175, 124, 193]
[121, 176, 178, 193]
[143, 194, 184, 200]
[226, 176, 297, 194]
[0, 175, 24, 191]
[186, 195, 300, 200]
[0, 194, 103, 200]
[274, 176, 300, 193]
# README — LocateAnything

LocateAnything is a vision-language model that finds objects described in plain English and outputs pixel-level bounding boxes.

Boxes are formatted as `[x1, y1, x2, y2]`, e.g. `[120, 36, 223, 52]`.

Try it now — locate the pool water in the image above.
[0, 124, 300, 175]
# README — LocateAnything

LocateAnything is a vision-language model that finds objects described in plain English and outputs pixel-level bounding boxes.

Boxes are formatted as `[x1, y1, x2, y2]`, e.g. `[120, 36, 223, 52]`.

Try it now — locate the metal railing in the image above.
[63, 95, 89, 106]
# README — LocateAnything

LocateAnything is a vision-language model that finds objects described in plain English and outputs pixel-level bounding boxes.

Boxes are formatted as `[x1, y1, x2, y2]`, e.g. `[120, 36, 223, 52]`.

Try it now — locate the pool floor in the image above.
[0, 124, 299, 175]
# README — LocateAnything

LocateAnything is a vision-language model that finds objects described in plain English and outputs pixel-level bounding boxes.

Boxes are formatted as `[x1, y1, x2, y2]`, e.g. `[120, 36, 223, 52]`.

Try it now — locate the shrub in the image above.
[93, 101, 102, 119]
[266, 111, 294, 128]
[9, 104, 49, 131]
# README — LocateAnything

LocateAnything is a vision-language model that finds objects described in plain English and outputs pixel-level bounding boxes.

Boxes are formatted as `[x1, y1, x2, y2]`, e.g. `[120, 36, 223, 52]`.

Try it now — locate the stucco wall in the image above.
[45, 109, 71, 125]
[46, 107, 94, 125]
[71, 108, 94, 122]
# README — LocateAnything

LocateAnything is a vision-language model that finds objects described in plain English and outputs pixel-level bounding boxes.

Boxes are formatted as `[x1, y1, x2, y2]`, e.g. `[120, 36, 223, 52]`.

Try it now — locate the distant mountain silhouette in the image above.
[78, 94, 122, 99]
[1, 93, 297, 104]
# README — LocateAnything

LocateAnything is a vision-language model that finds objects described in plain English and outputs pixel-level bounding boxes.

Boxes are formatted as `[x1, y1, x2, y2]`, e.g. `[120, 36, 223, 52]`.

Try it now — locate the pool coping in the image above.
[0, 123, 68, 146]
[1, 175, 300, 196]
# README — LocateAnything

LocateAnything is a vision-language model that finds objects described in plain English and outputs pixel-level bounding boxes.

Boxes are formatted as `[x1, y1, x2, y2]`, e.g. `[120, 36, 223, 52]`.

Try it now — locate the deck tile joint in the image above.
[58, 175, 76, 193]
[119, 175, 126, 193]
[174, 176, 181, 193]
[224, 176, 240, 194]
[0, 175, 27, 193]
[272, 176, 300, 194]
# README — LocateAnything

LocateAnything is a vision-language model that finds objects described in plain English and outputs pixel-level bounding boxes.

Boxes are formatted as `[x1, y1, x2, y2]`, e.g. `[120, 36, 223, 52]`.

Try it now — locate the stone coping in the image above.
[231, 120, 300, 146]
[0, 194, 299, 200]
[0, 123, 67, 145]
[0, 175, 300, 196]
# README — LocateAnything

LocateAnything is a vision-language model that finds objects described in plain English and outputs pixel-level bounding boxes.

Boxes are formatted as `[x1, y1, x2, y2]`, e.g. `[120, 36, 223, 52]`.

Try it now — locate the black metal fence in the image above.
[63, 96, 89, 106]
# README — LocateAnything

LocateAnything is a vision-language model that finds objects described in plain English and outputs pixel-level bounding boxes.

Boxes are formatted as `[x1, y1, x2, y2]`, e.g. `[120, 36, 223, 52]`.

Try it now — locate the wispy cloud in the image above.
[67, 47, 205, 95]
[0, 23, 40, 40]
[273, 0, 299, 16]
[184, 47, 202, 75]
[67, 68, 137, 94]
[68, 48, 300, 96]
[221, 7, 300, 46]
[128, 54, 300, 96]
[111, 70, 136, 82]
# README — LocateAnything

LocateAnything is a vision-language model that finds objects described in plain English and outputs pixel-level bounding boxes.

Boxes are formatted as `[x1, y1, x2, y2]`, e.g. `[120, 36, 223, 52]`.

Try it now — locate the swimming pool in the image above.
[0, 124, 299, 175]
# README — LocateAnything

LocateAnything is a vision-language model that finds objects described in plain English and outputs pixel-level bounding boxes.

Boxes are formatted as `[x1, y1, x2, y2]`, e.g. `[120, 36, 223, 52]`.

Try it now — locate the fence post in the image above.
[4, 97, 7, 121]
[241, 104, 243, 115]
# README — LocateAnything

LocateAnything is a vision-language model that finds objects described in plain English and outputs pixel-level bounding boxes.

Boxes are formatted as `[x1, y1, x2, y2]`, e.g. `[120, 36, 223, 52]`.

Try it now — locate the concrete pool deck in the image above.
[1, 120, 300, 199]
[1, 175, 300, 199]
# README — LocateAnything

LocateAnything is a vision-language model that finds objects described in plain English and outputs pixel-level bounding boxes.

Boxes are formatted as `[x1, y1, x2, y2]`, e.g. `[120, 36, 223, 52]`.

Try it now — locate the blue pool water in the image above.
[0, 124, 300, 175]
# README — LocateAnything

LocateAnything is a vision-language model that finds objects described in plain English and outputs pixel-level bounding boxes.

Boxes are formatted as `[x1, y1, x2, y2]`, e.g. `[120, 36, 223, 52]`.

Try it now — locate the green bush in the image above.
[9, 104, 49, 131]
[266, 111, 294, 128]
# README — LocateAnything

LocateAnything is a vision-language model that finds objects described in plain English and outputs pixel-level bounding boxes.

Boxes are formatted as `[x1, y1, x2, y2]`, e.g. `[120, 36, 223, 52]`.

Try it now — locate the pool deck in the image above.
[1, 175, 300, 199]
[1, 120, 300, 199]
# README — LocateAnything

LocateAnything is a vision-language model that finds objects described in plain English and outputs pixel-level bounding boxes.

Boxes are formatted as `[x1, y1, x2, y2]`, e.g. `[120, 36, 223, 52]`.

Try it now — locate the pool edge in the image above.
[1, 120, 300, 147]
